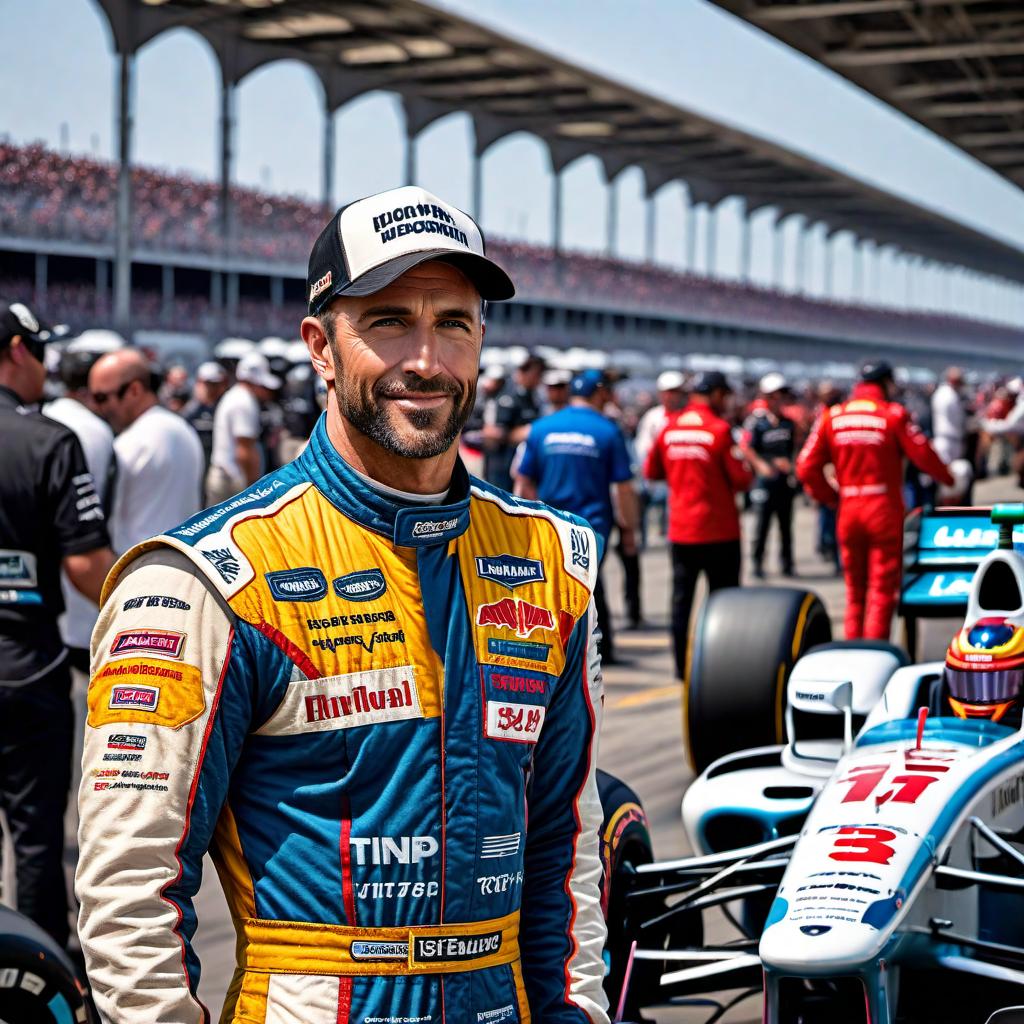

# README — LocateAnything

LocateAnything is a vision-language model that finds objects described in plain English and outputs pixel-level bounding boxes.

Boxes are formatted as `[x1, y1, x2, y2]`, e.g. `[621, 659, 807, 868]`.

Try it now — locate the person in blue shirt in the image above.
[516, 368, 638, 663]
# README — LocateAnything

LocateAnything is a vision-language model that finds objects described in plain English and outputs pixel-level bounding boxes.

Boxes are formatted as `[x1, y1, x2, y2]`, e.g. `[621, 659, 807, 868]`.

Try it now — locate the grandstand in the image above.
[2, 140, 1022, 369]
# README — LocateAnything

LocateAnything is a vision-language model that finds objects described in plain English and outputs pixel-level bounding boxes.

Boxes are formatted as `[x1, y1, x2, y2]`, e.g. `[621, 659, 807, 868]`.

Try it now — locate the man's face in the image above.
[312, 262, 483, 460]
[518, 361, 543, 390]
[89, 361, 139, 433]
[660, 387, 684, 412]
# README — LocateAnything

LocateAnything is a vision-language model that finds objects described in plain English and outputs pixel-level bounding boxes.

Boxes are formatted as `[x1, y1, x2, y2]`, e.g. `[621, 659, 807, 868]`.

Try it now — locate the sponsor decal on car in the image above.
[475, 554, 545, 590]
[265, 567, 328, 602]
[332, 568, 387, 602]
[485, 700, 545, 743]
[110, 628, 186, 659]
[108, 685, 160, 712]
[476, 598, 554, 638]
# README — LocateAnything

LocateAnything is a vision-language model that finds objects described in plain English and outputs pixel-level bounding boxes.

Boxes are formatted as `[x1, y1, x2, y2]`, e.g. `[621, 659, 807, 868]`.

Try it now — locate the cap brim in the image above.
[315, 250, 515, 312]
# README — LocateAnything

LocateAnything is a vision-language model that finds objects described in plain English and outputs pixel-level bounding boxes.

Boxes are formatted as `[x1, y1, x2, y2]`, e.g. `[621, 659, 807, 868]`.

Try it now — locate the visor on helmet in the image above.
[946, 667, 1024, 722]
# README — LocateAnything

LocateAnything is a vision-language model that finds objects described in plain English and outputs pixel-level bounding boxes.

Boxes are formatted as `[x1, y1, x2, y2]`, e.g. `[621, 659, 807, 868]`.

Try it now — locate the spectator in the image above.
[181, 361, 229, 480]
[634, 370, 685, 547]
[797, 360, 953, 640]
[0, 299, 113, 947]
[483, 352, 545, 489]
[43, 345, 116, 670]
[541, 368, 573, 414]
[89, 348, 204, 552]
[741, 373, 798, 579]
[207, 351, 280, 502]
[516, 369, 638, 663]
[644, 370, 752, 680]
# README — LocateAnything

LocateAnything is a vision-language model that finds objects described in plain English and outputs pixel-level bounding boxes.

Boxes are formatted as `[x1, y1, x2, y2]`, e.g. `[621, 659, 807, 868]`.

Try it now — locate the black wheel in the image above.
[597, 770, 701, 1019]
[684, 586, 831, 773]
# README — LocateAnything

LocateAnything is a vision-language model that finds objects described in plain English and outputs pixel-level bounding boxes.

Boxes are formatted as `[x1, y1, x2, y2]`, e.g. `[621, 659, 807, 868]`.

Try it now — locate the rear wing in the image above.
[900, 506, 1024, 658]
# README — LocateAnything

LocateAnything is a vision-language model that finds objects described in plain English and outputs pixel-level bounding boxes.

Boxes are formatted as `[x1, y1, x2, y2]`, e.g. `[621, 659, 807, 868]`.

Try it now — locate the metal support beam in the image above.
[830, 40, 1024, 67]
[95, 258, 109, 318]
[644, 195, 656, 264]
[706, 203, 718, 278]
[794, 222, 807, 295]
[404, 125, 418, 187]
[552, 169, 564, 255]
[470, 151, 483, 222]
[823, 235, 835, 298]
[752, 0, 991, 21]
[852, 241, 864, 300]
[161, 264, 174, 323]
[739, 206, 753, 282]
[607, 178, 618, 257]
[270, 276, 284, 309]
[322, 103, 335, 211]
[772, 217, 785, 289]
[926, 100, 1024, 118]
[113, 49, 135, 336]
[34, 252, 48, 310]
[226, 272, 239, 329]
[685, 198, 700, 273]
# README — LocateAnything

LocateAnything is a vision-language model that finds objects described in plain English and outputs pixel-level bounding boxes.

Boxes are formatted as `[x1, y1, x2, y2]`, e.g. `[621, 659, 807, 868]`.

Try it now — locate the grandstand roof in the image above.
[711, 1, 1024, 195]
[97, 0, 1024, 283]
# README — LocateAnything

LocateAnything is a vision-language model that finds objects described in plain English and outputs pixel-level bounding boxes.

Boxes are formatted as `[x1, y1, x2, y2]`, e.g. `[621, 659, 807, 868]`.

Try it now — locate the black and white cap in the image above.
[0, 300, 51, 350]
[306, 186, 515, 315]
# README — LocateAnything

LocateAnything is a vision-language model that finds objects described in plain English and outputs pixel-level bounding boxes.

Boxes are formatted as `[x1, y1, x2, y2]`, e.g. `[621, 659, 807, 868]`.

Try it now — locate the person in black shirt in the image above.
[741, 373, 798, 579]
[482, 352, 545, 489]
[0, 300, 114, 947]
[181, 361, 229, 481]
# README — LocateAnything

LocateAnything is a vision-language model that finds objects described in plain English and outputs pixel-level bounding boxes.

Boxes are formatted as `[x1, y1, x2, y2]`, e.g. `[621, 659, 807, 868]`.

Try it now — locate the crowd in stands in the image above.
[3, 140, 1024, 354]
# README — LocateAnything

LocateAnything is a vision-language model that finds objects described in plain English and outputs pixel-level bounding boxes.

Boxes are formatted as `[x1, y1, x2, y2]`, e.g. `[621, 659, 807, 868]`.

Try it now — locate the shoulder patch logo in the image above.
[109, 685, 160, 712]
[110, 629, 186, 660]
[265, 567, 328, 602]
[476, 598, 554, 638]
[333, 568, 387, 602]
[475, 554, 545, 591]
[203, 547, 241, 584]
[570, 528, 591, 571]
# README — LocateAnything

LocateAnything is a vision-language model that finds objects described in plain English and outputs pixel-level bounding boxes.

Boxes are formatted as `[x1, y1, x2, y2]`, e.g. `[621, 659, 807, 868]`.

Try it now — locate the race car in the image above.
[599, 503, 1024, 1024]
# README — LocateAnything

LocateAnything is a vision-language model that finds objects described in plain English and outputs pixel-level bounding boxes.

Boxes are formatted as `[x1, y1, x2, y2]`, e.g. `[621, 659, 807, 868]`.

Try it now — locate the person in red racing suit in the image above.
[797, 360, 952, 640]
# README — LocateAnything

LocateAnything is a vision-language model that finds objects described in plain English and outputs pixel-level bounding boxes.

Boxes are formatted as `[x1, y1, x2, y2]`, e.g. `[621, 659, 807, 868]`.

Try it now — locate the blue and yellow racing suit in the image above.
[76, 415, 609, 1024]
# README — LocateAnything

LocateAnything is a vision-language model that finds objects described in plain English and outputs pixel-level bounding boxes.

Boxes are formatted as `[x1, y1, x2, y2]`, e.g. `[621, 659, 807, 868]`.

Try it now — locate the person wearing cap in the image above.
[645, 370, 753, 681]
[634, 370, 686, 547]
[542, 367, 573, 414]
[0, 300, 114, 948]
[798, 359, 953, 640]
[77, 186, 609, 1024]
[181, 360, 230, 483]
[206, 351, 282, 503]
[740, 373, 798, 579]
[460, 363, 506, 477]
[89, 348, 205, 553]
[483, 352, 546, 489]
[515, 368, 639, 664]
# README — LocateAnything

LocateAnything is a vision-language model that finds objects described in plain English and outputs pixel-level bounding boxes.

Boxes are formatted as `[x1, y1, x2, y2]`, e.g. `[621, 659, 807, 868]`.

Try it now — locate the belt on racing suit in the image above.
[241, 911, 520, 976]
[839, 483, 889, 498]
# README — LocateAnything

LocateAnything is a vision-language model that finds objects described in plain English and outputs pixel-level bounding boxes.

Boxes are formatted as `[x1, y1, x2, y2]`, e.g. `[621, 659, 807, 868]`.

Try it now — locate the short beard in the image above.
[323, 315, 476, 460]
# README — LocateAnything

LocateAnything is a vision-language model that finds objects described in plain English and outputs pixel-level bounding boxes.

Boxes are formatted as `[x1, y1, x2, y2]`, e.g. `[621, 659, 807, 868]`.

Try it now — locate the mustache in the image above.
[375, 374, 464, 400]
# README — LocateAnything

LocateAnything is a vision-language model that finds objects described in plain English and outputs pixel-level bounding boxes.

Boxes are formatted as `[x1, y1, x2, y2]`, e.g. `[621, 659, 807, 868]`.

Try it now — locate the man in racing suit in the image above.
[76, 187, 609, 1024]
[797, 360, 952, 640]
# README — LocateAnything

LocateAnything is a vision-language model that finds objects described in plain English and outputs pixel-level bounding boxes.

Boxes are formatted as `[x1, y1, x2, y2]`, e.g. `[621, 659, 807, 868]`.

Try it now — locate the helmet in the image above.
[946, 616, 1024, 722]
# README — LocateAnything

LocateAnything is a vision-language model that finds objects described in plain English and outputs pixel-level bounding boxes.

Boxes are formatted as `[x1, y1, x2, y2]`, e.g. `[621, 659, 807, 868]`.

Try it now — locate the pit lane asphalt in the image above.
[64, 476, 1024, 1024]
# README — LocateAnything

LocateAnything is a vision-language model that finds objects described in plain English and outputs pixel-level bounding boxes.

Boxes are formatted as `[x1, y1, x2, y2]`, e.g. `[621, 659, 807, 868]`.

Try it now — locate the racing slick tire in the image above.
[0, 904, 96, 1023]
[598, 770, 701, 1020]
[684, 586, 831, 773]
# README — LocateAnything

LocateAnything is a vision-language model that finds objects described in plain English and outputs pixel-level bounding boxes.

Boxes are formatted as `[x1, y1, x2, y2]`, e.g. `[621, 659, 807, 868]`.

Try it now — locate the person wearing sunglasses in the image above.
[0, 299, 114, 951]
[88, 347, 204, 554]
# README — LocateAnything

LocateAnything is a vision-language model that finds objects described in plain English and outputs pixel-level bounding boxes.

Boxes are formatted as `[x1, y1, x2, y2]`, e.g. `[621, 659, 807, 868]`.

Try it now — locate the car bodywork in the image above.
[619, 505, 1024, 1023]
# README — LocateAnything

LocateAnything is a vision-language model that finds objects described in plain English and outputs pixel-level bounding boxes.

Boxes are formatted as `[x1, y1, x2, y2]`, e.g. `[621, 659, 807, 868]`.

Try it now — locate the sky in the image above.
[2, 0, 1024, 320]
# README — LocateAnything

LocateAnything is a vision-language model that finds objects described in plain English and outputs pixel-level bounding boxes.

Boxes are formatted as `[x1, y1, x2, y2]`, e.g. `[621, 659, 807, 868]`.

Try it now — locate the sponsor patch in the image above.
[570, 528, 591, 571]
[202, 546, 241, 584]
[485, 700, 545, 743]
[256, 666, 422, 736]
[122, 595, 191, 611]
[477, 598, 554, 638]
[351, 941, 408, 961]
[265, 567, 328, 602]
[311, 628, 406, 654]
[475, 554, 545, 591]
[481, 833, 521, 860]
[0, 549, 37, 587]
[107, 734, 147, 751]
[309, 270, 332, 303]
[486, 638, 551, 663]
[109, 685, 160, 712]
[110, 629, 186, 659]
[412, 931, 502, 964]
[333, 568, 387, 602]
[483, 666, 547, 699]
